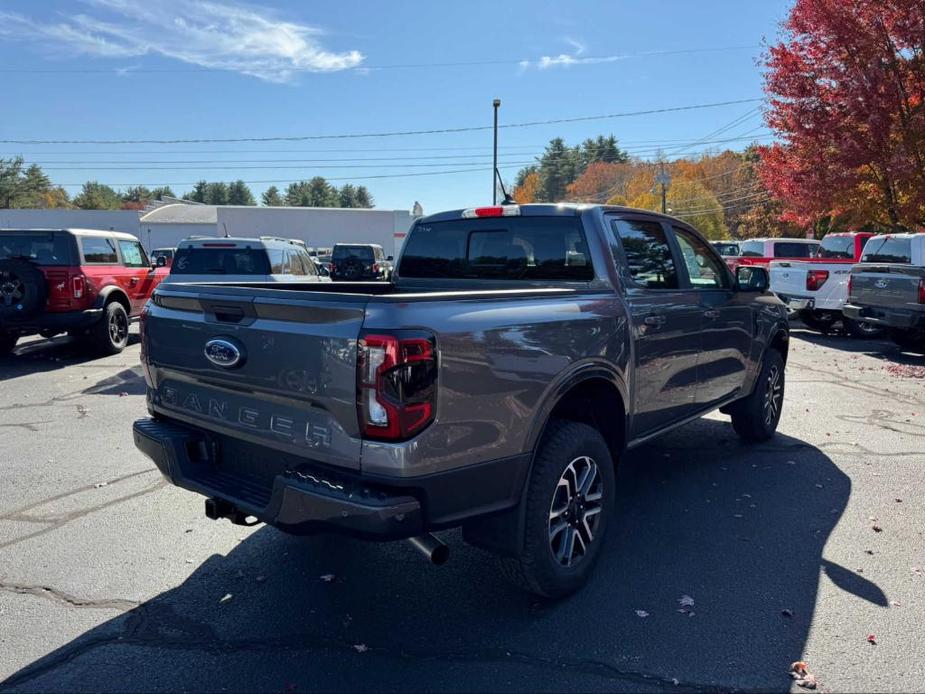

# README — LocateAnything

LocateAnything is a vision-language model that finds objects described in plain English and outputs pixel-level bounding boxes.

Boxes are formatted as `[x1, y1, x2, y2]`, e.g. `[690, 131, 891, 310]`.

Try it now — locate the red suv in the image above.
[0, 228, 168, 356]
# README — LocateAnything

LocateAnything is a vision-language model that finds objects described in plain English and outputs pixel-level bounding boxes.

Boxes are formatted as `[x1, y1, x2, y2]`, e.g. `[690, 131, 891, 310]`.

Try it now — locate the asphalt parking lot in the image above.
[1, 326, 924, 693]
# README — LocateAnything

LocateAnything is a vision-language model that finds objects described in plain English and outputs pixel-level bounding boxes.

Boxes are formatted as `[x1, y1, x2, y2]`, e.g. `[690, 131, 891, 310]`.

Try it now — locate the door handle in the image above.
[703, 309, 720, 319]
[129, 277, 139, 286]
[644, 314, 666, 327]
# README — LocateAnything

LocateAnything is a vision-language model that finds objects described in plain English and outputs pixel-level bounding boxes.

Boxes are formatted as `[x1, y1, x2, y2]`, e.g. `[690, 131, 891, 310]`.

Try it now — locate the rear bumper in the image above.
[843, 304, 925, 329]
[0, 308, 103, 334]
[133, 416, 530, 540]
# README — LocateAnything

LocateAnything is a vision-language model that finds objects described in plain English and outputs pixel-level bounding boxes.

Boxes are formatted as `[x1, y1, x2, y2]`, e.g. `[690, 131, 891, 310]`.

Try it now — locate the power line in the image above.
[0, 98, 765, 145]
[0, 45, 761, 74]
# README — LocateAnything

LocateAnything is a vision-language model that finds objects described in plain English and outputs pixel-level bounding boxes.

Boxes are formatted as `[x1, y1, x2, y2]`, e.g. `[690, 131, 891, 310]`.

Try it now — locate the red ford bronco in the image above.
[0, 228, 168, 356]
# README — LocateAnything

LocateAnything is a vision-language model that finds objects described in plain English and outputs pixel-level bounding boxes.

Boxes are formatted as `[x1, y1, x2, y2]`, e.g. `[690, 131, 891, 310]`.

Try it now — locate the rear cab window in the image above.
[817, 236, 854, 259]
[0, 231, 74, 266]
[334, 245, 375, 262]
[773, 242, 817, 258]
[862, 236, 913, 264]
[80, 236, 118, 264]
[172, 246, 271, 275]
[399, 216, 593, 281]
[739, 240, 765, 257]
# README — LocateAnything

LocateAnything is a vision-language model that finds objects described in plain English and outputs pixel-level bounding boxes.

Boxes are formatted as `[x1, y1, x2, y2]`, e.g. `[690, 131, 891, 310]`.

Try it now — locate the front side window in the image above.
[739, 240, 765, 257]
[118, 240, 148, 267]
[80, 236, 118, 264]
[610, 219, 678, 290]
[673, 227, 730, 289]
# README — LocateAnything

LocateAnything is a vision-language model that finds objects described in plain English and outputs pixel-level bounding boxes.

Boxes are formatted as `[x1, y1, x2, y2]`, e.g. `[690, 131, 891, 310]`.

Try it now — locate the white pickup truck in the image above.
[769, 232, 881, 337]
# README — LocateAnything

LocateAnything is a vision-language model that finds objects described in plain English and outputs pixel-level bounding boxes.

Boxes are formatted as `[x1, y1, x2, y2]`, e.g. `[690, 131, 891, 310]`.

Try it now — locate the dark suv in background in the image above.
[330, 243, 391, 281]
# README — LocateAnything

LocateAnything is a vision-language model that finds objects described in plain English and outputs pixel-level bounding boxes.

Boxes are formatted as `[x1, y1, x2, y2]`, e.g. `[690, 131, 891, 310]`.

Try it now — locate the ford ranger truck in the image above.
[133, 204, 790, 598]
[844, 232, 925, 353]
[769, 231, 880, 337]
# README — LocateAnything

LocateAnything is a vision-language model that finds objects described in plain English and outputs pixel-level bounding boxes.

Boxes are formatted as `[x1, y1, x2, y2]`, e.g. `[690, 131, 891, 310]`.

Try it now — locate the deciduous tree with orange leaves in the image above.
[758, 0, 925, 229]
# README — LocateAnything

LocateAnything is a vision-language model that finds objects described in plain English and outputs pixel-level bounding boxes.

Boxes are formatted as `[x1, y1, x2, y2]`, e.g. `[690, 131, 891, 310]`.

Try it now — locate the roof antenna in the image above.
[495, 169, 516, 205]
[222, 222, 230, 238]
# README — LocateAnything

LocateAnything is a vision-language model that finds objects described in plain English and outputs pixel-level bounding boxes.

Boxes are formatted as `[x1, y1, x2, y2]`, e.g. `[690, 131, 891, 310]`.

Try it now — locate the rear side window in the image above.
[862, 236, 913, 264]
[817, 236, 854, 259]
[773, 242, 817, 258]
[739, 240, 765, 257]
[610, 219, 678, 289]
[400, 216, 593, 281]
[0, 232, 73, 266]
[712, 242, 739, 257]
[172, 247, 271, 275]
[80, 236, 118, 264]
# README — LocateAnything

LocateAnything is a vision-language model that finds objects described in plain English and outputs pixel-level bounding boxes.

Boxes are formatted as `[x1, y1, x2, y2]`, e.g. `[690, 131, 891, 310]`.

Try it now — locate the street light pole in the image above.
[492, 98, 501, 204]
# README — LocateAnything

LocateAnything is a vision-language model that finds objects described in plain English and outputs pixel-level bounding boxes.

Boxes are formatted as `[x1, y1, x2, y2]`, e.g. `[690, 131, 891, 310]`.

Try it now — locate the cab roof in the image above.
[0, 227, 140, 241]
[417, 203, 691, 225]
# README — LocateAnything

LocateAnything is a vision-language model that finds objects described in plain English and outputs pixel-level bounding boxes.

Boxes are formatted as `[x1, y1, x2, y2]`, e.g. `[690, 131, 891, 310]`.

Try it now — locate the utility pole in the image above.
[654, 163, 671, 215]
[492, 98, 501, 204]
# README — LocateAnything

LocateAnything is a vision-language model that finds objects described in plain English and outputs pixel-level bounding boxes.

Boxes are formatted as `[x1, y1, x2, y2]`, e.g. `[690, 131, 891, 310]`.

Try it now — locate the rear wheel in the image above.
[799, 309, 838, 334]
[499, 420, 615, 599]
[890, 328, 925, 354]
[842, 316, 885, 339]
[85, 302, 129, 355]
[730, 349, 785, 442]
[0, 331, 17, 357]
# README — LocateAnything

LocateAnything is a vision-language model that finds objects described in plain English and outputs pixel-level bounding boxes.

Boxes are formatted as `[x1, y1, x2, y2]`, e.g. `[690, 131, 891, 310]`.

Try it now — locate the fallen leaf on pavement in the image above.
[867, 634, 877, 644]
[872, 525, 883, 533]
[890, 600, 901, 607]
[93, 481, 108, 488]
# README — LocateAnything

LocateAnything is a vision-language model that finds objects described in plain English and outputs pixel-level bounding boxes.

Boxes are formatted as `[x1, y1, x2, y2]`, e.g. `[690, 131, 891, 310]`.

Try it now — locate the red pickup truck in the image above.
[724, 238, 821, 273]
[0, 228, 168, 356]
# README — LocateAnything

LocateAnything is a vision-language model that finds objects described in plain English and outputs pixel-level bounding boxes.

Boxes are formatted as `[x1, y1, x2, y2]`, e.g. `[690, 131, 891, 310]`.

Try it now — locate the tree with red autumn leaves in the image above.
[758, 0, 925, 230]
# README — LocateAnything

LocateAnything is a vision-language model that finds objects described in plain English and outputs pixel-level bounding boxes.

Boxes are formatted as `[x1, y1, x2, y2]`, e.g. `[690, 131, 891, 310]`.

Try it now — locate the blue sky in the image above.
[0, 0, 793, 212]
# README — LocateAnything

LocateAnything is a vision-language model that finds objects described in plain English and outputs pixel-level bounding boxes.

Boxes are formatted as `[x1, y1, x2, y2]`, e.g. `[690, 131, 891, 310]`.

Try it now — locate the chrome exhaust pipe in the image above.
[408, 533, 449, 565]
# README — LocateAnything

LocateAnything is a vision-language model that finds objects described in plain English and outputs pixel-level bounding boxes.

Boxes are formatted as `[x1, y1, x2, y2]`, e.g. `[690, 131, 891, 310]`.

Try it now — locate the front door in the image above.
[608, 217, 704, 439]
[117, 239, 158, 314]
[671, 226, 752, 407]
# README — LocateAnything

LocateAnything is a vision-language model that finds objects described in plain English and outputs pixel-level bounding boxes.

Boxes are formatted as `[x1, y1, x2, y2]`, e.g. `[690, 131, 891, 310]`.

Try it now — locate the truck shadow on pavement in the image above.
[0, 334, 141, 381]
[3, 419, 885, 693]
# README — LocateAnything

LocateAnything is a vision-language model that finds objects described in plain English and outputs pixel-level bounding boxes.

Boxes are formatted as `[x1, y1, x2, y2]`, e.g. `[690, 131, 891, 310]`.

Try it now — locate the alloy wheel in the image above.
[764, 364, 783, 426]
[109, 310, 128, 345]
[548, 456, 604, 568]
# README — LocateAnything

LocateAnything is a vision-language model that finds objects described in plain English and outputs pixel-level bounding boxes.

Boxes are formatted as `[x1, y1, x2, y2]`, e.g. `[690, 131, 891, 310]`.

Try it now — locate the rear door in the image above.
[670, 225, 751, 407]
[78, 234, 122, 304]
[608, 216, 703, 437]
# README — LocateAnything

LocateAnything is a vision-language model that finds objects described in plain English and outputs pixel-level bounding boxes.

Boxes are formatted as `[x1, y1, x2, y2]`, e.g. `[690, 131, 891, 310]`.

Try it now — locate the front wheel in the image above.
[730, 349, 785, 442]
[0, 331, 17, 357]
[499, 420, 615, 599]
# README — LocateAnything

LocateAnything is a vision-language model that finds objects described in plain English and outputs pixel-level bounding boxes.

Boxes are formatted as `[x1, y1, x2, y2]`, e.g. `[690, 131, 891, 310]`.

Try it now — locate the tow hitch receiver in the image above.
[205, 498, 259, 526]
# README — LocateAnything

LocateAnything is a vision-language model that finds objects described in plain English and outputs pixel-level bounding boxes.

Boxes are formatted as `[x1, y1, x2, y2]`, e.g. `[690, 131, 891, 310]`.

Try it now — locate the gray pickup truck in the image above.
[844, 232, 925, 352]
[134, 204, 789, 597]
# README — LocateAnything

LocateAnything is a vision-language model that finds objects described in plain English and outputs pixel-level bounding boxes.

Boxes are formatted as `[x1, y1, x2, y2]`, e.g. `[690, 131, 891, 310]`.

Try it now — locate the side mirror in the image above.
[736, 265, 769, 292]
[155, 256, 167, 268]
[387, 255, 394, 261]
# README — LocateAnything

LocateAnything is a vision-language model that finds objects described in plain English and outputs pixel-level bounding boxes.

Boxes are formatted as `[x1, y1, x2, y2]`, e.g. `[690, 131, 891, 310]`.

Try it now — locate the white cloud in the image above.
[519, 38, 626, 71]
[0, 0, 364, 83]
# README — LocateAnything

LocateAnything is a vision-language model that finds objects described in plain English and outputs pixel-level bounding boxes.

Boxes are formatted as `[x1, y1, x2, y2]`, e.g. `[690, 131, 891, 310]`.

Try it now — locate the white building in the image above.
[1, 202, 420, 258]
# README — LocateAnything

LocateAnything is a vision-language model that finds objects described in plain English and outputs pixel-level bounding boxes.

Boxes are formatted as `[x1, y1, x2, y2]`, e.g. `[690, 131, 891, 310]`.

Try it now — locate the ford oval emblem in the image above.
[875, 278, 889, 289]
[204, 338, 244, 369]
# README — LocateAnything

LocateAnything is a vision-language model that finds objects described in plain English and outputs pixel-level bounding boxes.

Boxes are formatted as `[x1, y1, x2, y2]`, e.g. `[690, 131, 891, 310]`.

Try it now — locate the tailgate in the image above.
[145, 287, 367, 470]
[851, 267, 923, 310]
[769, 261, 809, 296]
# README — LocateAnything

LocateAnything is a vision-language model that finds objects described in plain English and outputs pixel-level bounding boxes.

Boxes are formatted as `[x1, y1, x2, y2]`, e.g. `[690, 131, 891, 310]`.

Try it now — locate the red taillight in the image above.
[806, 270, 829, 291]
[72, 274, 85, 299]
[372, 263, 380, 273]
[847, 274, 853, 298]
[357, 333, 436, 441]
[918, 278, 925, 304]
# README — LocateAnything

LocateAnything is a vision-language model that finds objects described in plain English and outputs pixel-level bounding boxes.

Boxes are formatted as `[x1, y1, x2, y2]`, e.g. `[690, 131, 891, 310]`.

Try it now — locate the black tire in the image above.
[730, 348, 785, 442]
[499, 420, 615, 599]
[890, 328, 925, 354]
[842, 316, 885, 339]
[798, 309, 838, 334]
[85, 301, 129, 355]
[0, 258, 47, 321]
[0, 331, 17, 357]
